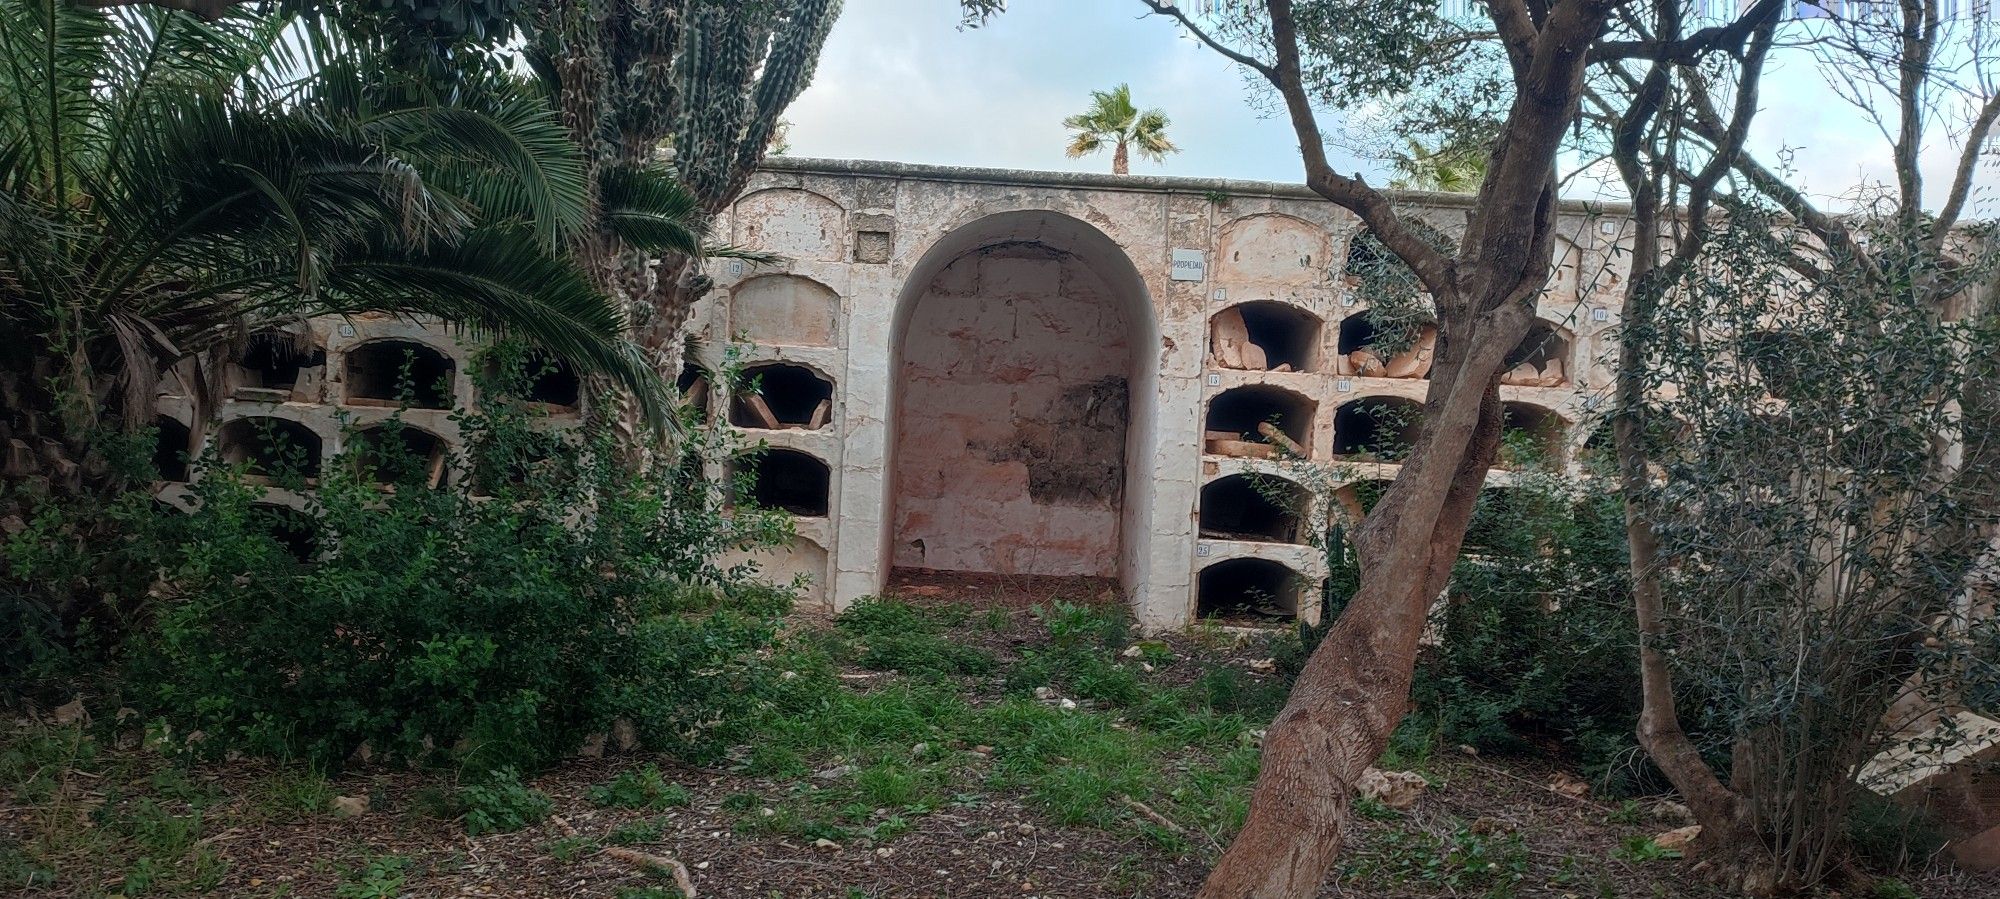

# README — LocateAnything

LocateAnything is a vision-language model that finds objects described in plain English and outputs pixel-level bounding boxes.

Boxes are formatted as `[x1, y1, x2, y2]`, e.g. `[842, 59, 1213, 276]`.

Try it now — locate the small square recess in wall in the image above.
[854, 230, 893, 264]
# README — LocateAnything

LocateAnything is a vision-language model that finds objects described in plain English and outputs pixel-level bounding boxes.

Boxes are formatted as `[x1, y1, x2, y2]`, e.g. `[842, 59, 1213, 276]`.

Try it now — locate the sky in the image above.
[784, 0, 1996, 214]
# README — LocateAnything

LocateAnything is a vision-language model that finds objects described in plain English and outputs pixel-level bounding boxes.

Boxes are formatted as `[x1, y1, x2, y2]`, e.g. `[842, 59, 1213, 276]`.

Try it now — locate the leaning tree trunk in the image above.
[1197, 297, 1534, 897]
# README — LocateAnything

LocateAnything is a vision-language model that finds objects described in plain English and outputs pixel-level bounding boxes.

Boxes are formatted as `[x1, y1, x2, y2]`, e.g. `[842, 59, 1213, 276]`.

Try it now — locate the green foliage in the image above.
[1611, 835, 1680, 862]
[78, 358, 795, 772]
[1062, 83, 1178, 172]
[1343, 823, 1531, 897]
[588, 765, 692, 811]
[1414, 475, 1646, 792]
[336, 854, 412, 899]
[456, 767, 552, 835]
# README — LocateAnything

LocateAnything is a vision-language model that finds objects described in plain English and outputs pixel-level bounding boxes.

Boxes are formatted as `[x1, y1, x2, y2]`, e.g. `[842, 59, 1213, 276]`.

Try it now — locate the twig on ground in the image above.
[551, 815, 699, 897]
[1119, 795, 1184, 833]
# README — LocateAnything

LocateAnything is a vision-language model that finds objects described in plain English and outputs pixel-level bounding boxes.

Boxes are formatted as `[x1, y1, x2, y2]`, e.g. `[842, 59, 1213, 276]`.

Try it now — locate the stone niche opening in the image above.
[679, 363, 711, 416]
[1208, 302, 1322, 372]
[1199, 474, 1307, 544]
[1499, 402, 1566, 469]
[250, 503, 317, 562]
[1204, 385, 1315, 459]
[352, 424, 450, 489]
[731, 363, 834, 430]
[1331, 478, 1393, 524]
[343, 340, 455, 409]
[216, 416, 321, 480]
[889, 210, 1156, 583]
[739, 448, 830, 517]
[525, 354, 581, 409]
[1334, 395, 1424, 461]
[154, 416, 192, 482]
[1500, 320, 1573, 387]
[233, 331, 325, 401]
[1197, 557, 1301, 623]
[1336, 310, 1436, 379]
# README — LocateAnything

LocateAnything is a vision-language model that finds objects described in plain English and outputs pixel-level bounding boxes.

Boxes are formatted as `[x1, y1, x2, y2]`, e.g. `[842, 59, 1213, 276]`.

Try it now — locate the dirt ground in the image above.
[5, 572, 1995, 898]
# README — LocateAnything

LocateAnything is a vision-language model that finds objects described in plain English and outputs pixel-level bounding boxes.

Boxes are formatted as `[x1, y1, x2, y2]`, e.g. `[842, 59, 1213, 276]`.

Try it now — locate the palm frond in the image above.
[597, 163, 708, 257]
[323, 228, 673, 433]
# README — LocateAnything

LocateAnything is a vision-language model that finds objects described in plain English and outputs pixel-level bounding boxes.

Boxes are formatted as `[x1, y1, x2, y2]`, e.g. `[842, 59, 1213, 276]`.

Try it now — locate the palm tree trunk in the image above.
[1113, 140, 1129, 175]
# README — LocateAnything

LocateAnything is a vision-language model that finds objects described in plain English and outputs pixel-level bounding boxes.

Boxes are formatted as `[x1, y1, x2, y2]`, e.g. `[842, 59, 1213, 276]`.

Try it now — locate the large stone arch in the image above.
[883, 210, 1162, 592]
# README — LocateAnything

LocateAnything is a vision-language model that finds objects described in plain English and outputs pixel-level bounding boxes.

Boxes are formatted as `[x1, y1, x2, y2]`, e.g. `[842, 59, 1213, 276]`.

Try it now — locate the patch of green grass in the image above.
[607, 817, 668, 846]
[587, 765, 691, 811]
[546, 835, 600, 863]
[250, 767, 338, 821]
[1611, 834, 1681, 862]
[1344, 824, 1531, 897]
[836, 597, 998, 677]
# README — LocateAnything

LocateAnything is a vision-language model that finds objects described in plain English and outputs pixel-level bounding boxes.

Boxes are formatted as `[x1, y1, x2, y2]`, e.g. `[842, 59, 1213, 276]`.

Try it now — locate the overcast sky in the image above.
[784, 0, 1995, 214]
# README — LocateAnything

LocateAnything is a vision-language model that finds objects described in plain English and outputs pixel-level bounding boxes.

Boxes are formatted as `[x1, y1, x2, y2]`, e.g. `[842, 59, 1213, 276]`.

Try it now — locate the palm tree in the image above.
[1388, 137, 1488, 193]
[0, 3, 712, 503]
[1062, 84, 1178, 175]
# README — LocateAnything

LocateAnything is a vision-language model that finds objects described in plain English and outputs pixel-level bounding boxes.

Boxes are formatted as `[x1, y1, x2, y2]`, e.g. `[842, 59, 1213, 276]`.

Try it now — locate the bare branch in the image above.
[1135, 0, 1276, 79]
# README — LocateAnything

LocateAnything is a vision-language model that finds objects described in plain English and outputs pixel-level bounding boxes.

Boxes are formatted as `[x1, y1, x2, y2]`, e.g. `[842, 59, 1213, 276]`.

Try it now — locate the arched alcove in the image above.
[1199, 474, 1307, 544]
[738, 448, 831, 518]
[154, 416, 192, 482]
[352, 424, 450, 489]
[729, 274, 842, 347]
[1333, 396, 1424, 461]
[1500, 320, 1574, 387]
[734, 188, 846, 262]
[234, 331, 325, 398]
[216, 417, 322, 480]
[1204, 385, 1315, 459]
[1336, 310, 1436, 379]
[1208, 301, 1322, 372]
[250, 503, 318, 562]
[343, 340, 455, 409]
[678, 363, 712, 416]
[1331, 478, 1393, 524]
[1499, 402, 1566, 469]
[1197, 557, 1302, 623]
[524, 353, 580, 409]
[888, 210, 1158, 583]
[731, 363, 835, 430]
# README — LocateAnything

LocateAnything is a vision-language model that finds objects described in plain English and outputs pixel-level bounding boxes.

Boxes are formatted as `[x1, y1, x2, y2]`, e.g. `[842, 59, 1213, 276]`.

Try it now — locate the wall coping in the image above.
[760, 156, 1636, 217]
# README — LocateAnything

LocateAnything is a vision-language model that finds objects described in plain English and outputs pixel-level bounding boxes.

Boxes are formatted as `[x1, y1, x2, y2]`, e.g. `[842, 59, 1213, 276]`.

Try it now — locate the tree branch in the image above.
[1135, 0, 1276, 79]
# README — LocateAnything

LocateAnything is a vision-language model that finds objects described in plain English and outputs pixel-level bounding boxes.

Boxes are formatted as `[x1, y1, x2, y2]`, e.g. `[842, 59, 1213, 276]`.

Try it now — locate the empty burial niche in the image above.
[1199, 474, 1307, 544]
[1208, 302, 1321, 372]
[249, 503, 317, 562]
[1198, 557, 1301, 623]
[343, 340, 455, 409]
[1499, 402, 1565, 468]
[738, 448, 830, 517]
[1336, 311, 1436, 379]
[216, 417, 322, 480]
[1204, 385, 1315, 459]
[1500, 321, 1572, 387]
[679, 363, 712, 415]
[730, 363, 834, 430]
[153, 416, 192, 482]
[1333, 396, 1423, 461]
[233, 331, 325, 399]
[1331, 478, 1392, 524]
[352, 425, 450, 489]
[524, 354, 581, 409]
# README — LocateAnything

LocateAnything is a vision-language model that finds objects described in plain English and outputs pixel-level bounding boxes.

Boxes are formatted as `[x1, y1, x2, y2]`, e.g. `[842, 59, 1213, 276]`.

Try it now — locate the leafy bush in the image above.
[588, 765, 691, 810]
[103, 349, 796, 770]
[456, 767, 553, 835]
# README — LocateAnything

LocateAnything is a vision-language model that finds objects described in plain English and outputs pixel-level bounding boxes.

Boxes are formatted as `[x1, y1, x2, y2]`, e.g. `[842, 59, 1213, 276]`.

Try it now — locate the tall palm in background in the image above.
[0, 2, 712, 505]
[1388, 136, 1487, 193]
[1062, 83, 1177, 175]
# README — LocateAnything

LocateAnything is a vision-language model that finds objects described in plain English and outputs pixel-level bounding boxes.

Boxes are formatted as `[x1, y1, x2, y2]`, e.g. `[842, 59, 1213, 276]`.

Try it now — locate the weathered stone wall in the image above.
[158, 158, 1636, 631]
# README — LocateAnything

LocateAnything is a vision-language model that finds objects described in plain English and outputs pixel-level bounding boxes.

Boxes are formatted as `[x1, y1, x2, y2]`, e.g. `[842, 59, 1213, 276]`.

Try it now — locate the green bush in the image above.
[95, 348, 796, 771]
[456, 767, 553, 835]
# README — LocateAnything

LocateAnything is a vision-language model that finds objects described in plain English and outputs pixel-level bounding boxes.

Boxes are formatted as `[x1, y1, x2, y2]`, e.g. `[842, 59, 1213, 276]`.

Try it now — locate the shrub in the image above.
[115, 348, 795, 770]
[456, 767, 553, 835]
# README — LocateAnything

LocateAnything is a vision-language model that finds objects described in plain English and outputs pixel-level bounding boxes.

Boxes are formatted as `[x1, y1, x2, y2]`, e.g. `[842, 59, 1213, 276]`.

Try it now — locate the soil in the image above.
[6, 571, 1995, 898]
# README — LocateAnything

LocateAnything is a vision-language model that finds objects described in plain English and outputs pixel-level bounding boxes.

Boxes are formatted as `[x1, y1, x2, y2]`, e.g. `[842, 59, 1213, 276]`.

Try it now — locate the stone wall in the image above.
[155, 158, 1637, 631]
